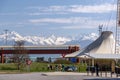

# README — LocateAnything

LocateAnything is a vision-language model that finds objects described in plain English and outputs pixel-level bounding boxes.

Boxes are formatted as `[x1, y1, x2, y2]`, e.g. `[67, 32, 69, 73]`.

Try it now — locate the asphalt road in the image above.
[0, 72, 120, 80]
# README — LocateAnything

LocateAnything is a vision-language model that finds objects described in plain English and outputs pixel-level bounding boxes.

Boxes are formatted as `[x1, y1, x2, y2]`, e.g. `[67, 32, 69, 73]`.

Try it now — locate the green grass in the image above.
[30, 62, 48, 72]
[0, 62, 87, 73]
[0, 63, 17, 70]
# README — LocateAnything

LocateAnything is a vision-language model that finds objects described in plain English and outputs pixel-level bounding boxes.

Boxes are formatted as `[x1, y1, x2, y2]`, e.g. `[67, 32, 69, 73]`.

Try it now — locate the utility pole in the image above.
[5, 29, 8, 45]
[4, 29, 8, 63]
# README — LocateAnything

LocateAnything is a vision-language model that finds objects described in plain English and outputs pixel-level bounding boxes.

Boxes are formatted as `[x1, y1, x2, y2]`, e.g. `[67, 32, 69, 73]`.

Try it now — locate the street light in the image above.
[4, 29, 8, 45]
[4, 29, 8, 63]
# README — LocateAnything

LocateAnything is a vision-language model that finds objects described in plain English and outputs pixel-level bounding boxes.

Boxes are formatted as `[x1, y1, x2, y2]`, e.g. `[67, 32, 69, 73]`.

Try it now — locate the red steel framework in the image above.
[0, 45, 79, 63]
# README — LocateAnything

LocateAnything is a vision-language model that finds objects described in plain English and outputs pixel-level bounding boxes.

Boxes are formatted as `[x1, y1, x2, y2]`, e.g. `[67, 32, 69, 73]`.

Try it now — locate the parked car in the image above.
[64, 66, 77, 71]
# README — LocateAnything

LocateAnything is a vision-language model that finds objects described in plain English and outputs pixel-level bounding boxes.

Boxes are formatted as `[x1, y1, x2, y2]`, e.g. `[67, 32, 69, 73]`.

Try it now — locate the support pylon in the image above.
[0, 48, 4, 63]
[115, 0, 120, 54]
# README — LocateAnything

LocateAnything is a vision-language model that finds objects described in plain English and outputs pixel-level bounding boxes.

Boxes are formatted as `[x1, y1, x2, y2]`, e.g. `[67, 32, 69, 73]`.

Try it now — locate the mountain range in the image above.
[0, 31, 98, 48]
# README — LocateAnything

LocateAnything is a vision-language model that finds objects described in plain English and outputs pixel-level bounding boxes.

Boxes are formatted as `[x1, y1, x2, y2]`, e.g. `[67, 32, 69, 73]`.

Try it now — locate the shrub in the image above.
[54, 59, 72, 64]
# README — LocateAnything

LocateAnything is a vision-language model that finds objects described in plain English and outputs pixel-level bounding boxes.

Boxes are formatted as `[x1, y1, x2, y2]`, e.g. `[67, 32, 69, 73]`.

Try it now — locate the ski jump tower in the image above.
[115, 0, 120, 54]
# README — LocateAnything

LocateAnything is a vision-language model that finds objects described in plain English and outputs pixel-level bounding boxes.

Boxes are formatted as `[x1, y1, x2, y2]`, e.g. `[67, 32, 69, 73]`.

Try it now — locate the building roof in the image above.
[65, 50, 80, 57]
[65, 31, 120, 59]
[85, 53, 120, 59]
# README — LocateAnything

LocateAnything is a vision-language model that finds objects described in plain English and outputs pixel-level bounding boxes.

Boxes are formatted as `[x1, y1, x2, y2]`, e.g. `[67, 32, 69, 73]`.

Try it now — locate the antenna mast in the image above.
[115, 0, 120, 54]
[98, 24, 103, 36]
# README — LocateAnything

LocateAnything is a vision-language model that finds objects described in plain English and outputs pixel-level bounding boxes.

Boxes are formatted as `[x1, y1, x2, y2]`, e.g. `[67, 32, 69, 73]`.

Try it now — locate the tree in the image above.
[12, 40, 29, 70]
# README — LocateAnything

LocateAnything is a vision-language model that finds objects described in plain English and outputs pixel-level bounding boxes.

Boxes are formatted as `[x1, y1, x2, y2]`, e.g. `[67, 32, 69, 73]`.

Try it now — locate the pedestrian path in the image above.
[42, 72, 86, 76]
[86, 72, 120, 78]
[42, 71, 120, 78]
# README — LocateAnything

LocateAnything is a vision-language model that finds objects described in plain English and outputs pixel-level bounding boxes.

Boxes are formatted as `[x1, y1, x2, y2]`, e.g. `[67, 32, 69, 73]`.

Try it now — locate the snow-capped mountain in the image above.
[0, 31, 98, 48]
[65, 33, 98, 48]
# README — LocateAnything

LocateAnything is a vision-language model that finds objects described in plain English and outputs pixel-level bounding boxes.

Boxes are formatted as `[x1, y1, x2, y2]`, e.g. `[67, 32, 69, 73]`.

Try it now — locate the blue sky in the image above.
[0, 0, 117, 36]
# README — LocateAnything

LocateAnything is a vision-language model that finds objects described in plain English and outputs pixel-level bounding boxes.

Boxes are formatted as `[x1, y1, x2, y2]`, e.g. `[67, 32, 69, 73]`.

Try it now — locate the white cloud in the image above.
[61, 19, 116, 29]
[0, 22, 30, 28]
[28, 12, 68, 16]
[29, 17, 90, 24]
[69, 3, 116, 13]
[29, 16, 116, 29]
[29, 18, 72, 24]
[28, 3, 116, 15]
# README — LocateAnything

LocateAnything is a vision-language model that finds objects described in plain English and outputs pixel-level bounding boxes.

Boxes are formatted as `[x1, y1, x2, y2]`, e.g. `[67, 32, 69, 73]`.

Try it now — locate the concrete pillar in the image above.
[1, 53, 4, 63]
[92, 58, 94, 66]
[77, 58, 81, 63]
[69, 46, 72, 53]
[61, 53, 66, 58]
[75, 46, 79, 51]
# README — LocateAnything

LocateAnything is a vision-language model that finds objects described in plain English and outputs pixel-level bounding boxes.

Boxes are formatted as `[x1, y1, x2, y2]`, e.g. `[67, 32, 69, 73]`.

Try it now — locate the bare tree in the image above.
[12, 40, 29, 70]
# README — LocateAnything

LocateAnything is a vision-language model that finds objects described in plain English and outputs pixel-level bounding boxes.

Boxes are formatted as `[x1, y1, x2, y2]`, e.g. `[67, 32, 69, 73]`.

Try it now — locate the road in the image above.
[0, 72, 120, 80]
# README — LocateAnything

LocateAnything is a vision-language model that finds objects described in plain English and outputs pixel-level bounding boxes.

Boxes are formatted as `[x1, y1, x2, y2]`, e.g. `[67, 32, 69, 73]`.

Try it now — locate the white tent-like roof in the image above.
[85, 53, 120, 59]
[65, 31, 120, 59]
[65, 50, 80, 57]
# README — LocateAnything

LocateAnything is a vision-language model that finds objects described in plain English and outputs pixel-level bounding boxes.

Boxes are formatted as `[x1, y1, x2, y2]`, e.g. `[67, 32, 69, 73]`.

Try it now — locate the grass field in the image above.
[0, 62, 87, 73]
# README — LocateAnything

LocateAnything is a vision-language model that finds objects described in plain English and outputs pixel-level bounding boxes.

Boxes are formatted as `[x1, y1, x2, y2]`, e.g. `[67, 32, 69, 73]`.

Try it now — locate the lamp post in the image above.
[5, 29, 8, 45]
[4, 29, 8, 63]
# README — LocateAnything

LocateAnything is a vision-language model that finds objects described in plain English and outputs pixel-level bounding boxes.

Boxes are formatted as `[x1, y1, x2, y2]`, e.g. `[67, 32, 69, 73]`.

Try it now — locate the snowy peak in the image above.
[0, 31, 98, 46]
[81, 33, 98, 41]
[65, 33, 98, 48]
[0, 31, 71, 45]
[10, 31, 24, 41]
